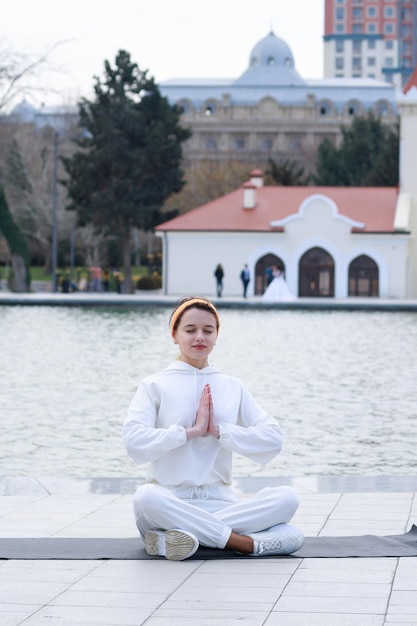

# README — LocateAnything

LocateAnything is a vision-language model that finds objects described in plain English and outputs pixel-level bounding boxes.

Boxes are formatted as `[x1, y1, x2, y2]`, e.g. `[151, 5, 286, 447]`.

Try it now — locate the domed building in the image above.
[155, 67, 417, 300]
[159, 30, 399, 173]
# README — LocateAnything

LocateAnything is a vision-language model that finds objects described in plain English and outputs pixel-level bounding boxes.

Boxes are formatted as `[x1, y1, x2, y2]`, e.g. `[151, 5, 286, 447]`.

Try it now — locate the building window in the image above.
[336, 40, 344, 52]
[385, 40, 394, 49]
[367, 22, 377, 33]
[353, 40, 362, 53]
[299, 248, 335, 298]
[368, 73, 376, 78]
[368, 40, 376, 49]
[336, 57, 344, 70]
[319, 102, 332, 116]
[234, 137, 245, 150]
[375, 101, 389, 116]
[352, 57, 362, 70]
[288, 135, 302, 150]
[178, 100, 190, 115]
[336, 7, 345, 19]
[353, 23, 363, 33]
[261, 137, 273, 151]
[348, 255, 379, 297]
[205, 137, 217, 150]
[348, 105, 358, 115]
[204, 103, 217, 116]
[352, 7, 363, 19]
[384, 6, 395, 18]
[267, 56, 276, 66]
[336, 23, 345, 32]
[367, 6, 378, 17]
[384, 23, 395, 34]
[384, 57, 394, 66]
[368, 57, 376, 66]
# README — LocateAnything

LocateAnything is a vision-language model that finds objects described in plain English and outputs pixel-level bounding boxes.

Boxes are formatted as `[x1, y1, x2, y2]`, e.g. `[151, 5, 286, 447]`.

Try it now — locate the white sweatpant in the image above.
[132, 483, 300, 549]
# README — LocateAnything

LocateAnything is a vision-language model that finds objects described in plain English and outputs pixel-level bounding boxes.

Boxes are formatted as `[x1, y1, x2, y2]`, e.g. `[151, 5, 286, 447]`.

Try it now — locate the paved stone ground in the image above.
[0, 476, 416, 626]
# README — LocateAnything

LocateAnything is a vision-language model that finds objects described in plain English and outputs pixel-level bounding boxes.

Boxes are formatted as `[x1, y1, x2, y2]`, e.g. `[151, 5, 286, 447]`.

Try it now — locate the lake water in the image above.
[1, 305, 416, 478]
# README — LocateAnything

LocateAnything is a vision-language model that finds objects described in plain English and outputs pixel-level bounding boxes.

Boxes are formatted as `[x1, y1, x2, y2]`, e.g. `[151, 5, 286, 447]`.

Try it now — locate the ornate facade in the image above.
[160, 31, 399, 173]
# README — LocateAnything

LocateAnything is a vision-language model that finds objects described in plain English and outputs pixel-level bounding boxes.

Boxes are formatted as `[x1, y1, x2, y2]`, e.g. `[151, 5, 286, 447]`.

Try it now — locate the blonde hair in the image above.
[169, 297, 220, 337]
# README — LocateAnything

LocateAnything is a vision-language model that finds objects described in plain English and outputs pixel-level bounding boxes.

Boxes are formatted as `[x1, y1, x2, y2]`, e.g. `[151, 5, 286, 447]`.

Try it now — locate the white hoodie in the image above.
[123, 361, 283, 487]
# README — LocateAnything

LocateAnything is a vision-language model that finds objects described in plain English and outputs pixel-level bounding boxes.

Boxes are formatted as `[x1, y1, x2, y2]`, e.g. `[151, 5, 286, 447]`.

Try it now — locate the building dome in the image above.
[234, 31, 305, 86]
[9, 99, 37, 123]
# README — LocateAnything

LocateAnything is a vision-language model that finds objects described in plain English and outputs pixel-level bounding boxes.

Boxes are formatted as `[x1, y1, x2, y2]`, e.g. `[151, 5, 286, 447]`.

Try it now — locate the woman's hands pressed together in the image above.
[186, 384, 219, 440]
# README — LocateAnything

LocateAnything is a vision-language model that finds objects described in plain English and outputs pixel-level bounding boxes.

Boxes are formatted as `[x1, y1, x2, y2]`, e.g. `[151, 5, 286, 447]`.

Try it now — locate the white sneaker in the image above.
[144, 529, 199, 561]
[248, 524, 304, 556]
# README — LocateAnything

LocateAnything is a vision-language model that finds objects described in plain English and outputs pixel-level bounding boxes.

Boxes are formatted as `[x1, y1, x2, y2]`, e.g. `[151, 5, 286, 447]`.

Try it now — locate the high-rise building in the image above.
[324, 0, 417, 87]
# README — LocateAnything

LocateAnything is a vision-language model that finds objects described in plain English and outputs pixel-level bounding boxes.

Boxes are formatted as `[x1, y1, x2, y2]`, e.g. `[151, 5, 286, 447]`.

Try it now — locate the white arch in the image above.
[247, 245, 290, 296]
[270, 194, 365, 229]
[345, 247, 388, 297]
[293, 238, 339, 297]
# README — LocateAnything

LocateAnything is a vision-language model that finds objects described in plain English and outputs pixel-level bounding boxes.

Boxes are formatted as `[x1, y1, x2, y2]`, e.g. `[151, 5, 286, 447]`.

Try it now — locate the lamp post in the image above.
[51, 131, 59, 293]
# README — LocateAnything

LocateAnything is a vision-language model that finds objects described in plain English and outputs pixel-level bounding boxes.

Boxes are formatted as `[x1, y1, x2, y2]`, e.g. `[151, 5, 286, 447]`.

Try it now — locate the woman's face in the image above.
[173, 307, 218, 368]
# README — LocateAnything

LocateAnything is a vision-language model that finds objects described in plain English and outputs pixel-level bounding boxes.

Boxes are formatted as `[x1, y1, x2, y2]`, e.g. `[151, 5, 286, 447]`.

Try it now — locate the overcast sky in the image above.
[3, 0, 325, 107]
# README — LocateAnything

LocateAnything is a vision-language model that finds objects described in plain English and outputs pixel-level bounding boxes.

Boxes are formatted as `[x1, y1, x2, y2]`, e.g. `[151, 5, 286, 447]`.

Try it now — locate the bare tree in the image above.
[3, 123, 75, 273]
[0, 40, 72, 113]
[162, 158, 250, 216]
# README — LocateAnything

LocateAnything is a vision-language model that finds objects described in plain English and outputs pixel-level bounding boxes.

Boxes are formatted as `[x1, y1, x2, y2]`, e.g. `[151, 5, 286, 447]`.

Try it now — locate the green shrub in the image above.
[137, 274, 162, 290]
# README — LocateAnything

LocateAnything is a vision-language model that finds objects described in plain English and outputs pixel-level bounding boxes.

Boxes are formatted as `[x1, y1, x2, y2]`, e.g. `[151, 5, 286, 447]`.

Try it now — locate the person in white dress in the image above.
[262, 266, 295, 302]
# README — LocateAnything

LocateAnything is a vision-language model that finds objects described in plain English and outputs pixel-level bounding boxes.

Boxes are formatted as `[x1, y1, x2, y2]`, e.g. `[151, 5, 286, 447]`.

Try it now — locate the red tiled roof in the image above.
[156, 186, 399, 233]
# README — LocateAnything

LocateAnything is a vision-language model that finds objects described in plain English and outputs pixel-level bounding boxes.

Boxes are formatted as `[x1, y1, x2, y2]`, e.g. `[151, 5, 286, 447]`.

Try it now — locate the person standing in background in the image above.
[214, 264, 224, 297]
[240, 264, 250, 298]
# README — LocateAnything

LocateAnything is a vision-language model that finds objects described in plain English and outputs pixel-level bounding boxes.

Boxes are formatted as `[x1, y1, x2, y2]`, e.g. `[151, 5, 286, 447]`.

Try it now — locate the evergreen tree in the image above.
[0, 186, 30, 291]
[62, 50, 191, 292]
[313, 113, 399, 186]
[265, 158, 309, 186]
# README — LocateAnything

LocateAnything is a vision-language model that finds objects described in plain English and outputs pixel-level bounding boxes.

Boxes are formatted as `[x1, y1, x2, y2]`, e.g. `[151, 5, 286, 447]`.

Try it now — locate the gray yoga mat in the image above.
[1, 525, 416, 559]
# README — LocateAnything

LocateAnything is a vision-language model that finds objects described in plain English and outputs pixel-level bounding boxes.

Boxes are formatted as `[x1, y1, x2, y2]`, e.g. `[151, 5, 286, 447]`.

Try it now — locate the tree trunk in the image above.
[121, 229, 133, 294]
[11, 253, 30, 292]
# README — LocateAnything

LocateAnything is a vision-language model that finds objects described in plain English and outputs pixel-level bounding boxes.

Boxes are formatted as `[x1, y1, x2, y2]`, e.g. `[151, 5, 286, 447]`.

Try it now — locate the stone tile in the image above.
[0, 581, 70, 605]
[264, 613, 385, 625]
[0, 610, 42, 626]
[273, 595, 388, 614]
[158, 599, 273, 612]
[147, 609, 270, 625]
[17, 605, 153, 625]
[49, 590, 167, 609]
[389, 590, 417, 607]
[291, 567, 394, 584]
[296, 558, 398, 572]
[283, 581, 391, 598]
[182, 571, 291, 589]
[199, 559, 301, 575]
[168, 582, 281, 604]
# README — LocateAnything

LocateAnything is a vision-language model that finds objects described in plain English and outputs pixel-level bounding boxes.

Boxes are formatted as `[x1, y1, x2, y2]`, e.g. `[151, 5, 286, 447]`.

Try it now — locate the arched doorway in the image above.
[299, 247, 334, 297]
[254, 254, 285, 295]
[348, 255, 379, 296]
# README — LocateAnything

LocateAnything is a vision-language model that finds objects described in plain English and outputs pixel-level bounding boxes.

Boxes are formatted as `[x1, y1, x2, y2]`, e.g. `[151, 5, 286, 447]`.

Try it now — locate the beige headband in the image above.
[170, 298, 220, 337]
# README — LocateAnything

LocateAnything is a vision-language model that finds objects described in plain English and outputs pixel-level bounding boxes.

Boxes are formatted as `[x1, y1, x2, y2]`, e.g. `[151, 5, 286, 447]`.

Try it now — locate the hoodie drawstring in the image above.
[191, 485, 209, 500]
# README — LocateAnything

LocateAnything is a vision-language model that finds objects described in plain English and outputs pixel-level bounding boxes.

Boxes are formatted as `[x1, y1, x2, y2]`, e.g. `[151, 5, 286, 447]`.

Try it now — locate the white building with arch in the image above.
[156, 84, 417, 300]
